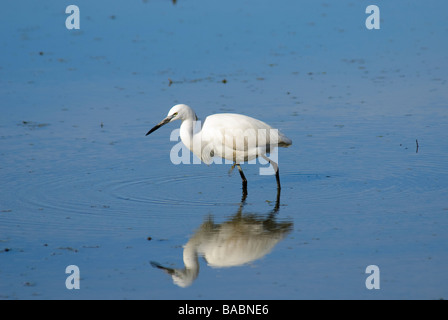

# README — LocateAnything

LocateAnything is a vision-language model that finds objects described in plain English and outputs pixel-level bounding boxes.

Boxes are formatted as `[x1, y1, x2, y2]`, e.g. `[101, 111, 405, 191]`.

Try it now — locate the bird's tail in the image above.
[278, 132, 292, 148]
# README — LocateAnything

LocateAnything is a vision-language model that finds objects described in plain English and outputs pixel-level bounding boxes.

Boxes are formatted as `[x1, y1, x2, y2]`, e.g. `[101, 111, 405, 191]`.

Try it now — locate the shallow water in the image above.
[1, 0, 447, 299]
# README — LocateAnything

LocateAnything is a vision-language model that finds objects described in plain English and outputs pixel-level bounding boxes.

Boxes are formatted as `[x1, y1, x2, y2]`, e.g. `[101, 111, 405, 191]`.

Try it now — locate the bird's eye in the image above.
[173, 112, 178, 116]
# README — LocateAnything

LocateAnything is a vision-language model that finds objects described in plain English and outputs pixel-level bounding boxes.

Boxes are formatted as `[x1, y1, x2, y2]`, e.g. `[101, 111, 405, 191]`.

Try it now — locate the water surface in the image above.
[1, 0, 447, 299]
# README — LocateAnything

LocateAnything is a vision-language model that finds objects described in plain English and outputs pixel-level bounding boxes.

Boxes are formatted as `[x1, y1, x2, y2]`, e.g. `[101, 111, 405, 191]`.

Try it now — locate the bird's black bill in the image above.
[145, 115, 174, 136]
[150, 261, 175, 275]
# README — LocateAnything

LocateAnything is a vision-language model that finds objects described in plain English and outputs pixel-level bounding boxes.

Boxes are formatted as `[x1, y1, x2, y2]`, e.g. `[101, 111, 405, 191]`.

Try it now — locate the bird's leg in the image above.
[262, 155, 281, 190]
[229, 163, 248, 190]
[274, 185, 281, 213]
[236, 164, 248, 189]
[241, 186, 248, 204]
[275, 167, 281, 190]
[228, 163, 236, 176]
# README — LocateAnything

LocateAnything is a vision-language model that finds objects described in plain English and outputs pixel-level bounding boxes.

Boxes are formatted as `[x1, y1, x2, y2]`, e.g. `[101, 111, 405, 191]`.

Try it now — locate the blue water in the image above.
[1, 0, 447, 299]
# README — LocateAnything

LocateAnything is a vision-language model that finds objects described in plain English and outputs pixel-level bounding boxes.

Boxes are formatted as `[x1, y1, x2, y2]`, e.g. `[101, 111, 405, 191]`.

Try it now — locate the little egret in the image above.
[146, 104, 292, 189]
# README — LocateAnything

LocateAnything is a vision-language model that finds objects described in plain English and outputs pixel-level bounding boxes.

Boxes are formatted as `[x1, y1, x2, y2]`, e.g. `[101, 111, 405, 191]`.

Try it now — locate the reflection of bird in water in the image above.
[151, 190, 293, 288]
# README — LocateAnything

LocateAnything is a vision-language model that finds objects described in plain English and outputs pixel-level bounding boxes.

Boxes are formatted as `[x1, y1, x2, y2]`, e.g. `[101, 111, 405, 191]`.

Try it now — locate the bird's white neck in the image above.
[183, 241, 199, 271]
[180, 118, 203, 156]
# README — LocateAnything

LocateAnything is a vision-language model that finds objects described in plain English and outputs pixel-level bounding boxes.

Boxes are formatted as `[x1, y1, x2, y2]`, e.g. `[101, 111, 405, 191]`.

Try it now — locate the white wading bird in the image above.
[146, 104, 292, 189]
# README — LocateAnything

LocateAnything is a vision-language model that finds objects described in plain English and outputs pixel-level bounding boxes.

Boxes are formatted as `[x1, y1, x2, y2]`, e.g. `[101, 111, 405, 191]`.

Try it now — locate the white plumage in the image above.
[146, 104, 292, 189]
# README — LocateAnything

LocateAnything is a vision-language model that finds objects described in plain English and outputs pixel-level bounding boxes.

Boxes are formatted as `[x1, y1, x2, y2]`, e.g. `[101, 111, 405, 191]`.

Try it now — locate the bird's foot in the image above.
[228, 164, 236, 176]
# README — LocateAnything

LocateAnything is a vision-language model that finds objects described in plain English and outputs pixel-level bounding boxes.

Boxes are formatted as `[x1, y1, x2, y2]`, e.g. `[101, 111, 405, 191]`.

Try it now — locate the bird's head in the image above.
[146, 104, 197, 136]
